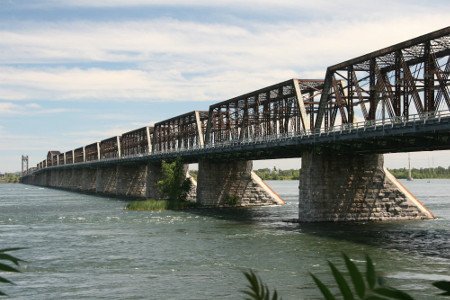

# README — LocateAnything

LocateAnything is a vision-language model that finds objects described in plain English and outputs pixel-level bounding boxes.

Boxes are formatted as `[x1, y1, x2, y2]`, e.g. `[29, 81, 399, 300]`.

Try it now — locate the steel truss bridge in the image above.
[24, 27, 450, 175]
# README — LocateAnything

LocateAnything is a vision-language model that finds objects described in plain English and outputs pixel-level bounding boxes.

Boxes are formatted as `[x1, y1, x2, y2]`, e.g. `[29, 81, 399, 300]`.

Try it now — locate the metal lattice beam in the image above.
[205, 79, 324, 145]
[315, 26, 450, 129]
[153, 111, 208, 152]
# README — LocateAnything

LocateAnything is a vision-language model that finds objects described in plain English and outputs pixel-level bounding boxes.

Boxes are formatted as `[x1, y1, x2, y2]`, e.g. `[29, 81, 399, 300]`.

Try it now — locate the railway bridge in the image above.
[21, 27, 450, 222]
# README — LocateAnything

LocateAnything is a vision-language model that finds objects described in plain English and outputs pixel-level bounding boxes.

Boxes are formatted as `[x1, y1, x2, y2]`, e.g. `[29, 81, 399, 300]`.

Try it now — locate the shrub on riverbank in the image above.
[126, 158, 195, 211]
[157, 158, 192, 201]
[126, 199, 196, 211]
[0, 173, 20, 183]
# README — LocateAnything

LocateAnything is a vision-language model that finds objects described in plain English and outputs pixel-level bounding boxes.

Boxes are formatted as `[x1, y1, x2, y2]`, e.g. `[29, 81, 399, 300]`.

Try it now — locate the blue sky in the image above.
[1, 0, 449, 172]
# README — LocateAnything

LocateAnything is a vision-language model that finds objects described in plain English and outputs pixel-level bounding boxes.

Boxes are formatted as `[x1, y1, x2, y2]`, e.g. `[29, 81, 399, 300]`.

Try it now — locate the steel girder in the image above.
[315, 26, 450, 130]
[153, 111, 208, 152]
[121, 126, 153, 156]
[100, 136, 121, 159]
[58, 153, 65, 165]
[85, 142, 100, 162]
[74, 147, 84, 163]
[205, 79, 324, 145]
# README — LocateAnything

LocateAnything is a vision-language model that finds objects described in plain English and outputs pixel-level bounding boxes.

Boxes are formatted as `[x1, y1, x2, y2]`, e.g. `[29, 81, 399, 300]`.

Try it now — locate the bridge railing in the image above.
[23, 110, 450, 175]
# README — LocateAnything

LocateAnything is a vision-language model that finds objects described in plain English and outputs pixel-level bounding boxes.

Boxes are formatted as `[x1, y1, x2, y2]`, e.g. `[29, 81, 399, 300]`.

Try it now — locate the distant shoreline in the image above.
[0, 173, 20, 183]
[189, 167, 450, 181]
[254, 168, 450, 180]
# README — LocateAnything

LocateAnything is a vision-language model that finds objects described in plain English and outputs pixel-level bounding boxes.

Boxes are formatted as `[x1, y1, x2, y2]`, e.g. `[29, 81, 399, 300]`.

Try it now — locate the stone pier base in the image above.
[196, 160, 284, 206]
[81, 168, 97, 192]
[145, 163, 164, 199]
[298, 151, 434, 222]
[116, 164, 147, 197]
[95, 166, 117, 195]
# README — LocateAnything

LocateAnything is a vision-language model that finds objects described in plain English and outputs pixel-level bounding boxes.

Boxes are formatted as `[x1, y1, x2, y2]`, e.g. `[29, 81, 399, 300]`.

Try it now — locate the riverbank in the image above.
[126, 199, 197, 211]
[0, 173, 20, 183]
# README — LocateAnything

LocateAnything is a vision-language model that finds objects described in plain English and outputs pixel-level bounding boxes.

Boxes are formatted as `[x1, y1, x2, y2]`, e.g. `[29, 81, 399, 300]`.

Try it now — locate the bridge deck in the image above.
[28, 112, 450, 174]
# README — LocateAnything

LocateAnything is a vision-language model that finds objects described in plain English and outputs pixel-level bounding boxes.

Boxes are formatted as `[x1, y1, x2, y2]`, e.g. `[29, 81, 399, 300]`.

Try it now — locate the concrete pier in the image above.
[298, 151, 434, 222]
[196, 160, 284, 206]
[23, 163, 199, 201]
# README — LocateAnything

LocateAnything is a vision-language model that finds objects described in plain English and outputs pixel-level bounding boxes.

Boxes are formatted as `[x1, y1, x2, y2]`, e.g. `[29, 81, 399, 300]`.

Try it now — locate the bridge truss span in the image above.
[205, 79, 324, 145]
[315, 26, 450, 131]
[22, 26, 450, 175]
[153, 111, 208, 153]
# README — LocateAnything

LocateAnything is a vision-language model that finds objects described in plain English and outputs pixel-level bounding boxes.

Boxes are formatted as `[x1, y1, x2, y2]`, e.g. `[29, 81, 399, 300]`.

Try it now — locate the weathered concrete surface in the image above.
[298, 151, 434, 222]
[116, 164, 147, 197]
[145, 163, 163, 199]
[81, 168, 97, 192]
[22, 162, 197, 200]
[72, 169, 83, 190]
[59, 169, 72, 188]
[196, 160, 284, 206]
[95, 166, 117, 195]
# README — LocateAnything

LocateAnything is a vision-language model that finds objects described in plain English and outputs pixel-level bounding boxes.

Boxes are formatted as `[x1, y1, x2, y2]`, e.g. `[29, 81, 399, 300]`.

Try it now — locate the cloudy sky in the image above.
[1, 0, 449, 172]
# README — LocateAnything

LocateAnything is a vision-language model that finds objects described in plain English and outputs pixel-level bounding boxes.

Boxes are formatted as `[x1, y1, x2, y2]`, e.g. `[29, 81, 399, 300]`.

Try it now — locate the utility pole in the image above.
[21, 155, 29, 176]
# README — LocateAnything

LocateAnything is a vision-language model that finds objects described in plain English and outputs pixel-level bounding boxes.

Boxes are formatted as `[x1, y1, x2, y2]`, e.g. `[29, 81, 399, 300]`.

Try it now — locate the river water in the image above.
[0, 180, 449, 299]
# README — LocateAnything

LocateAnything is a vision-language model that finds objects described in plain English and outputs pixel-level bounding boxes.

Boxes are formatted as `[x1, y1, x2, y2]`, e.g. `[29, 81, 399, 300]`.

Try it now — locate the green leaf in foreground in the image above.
[328, 261, 354, 300]
[373, 287, 415, 300]
[0, 262, 20, 273]
[343, 253, 365, 298]
[366, 254, 376, 289]
[0, 247, 24, 296]
[242, 270, 280, 300]
[432, 281, 450, 296]
[310, 273, 336, 300]
[310, 254, 415, 300]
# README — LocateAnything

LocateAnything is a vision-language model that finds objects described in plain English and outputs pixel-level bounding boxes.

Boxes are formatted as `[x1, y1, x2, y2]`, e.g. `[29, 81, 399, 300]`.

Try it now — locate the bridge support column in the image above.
[81, 168, 97, 192]
[45, 171, 51, 186]
[49, 170, 58, 187]
[116, 164, 147, 197]
[60, 169, 71, 188]
[145, 163, 166, 199]
[299, 151, 434, 222]
[71, 169, 83, 190]
[96, 166, 118, 195]
[196, 160, 284, 207]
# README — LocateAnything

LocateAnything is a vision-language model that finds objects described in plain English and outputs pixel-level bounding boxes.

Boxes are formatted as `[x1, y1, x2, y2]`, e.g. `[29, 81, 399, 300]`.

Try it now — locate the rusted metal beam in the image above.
[207, 79, 324, 145]
[121, 126, 153, 157]
[85, 142, 100, 162]
[153, 111, 208, 152]
[74, 147, 84, 163]
[100, 136, 121, 159]
[329, 27, 450, 72]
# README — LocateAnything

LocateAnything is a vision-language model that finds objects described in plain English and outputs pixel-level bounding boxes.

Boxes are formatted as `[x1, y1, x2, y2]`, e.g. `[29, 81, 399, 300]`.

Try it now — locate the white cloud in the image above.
[0, 14, 448, 103]
[0, 101, 72, 115]
[0, 2, 449, 172]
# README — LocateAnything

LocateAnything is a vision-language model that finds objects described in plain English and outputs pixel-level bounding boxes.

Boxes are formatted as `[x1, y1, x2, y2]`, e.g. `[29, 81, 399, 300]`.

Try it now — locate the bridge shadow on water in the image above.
[184, 207, 449, 259]
[292, 220, 449, 259]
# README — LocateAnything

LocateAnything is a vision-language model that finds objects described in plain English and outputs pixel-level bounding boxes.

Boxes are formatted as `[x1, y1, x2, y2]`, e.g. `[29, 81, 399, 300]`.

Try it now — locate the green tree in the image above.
[157, 158, 192, 201]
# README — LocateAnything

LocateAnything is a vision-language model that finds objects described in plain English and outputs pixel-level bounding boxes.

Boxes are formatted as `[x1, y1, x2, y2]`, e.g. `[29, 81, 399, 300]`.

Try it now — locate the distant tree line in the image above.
[0, 173, 20, 183]
[254, 167, 300, 180]
[182, 167, 450, 181]
[253, 167, 450, 180]
[388, 167, 450, 179]
[189, 168, 300, 180]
